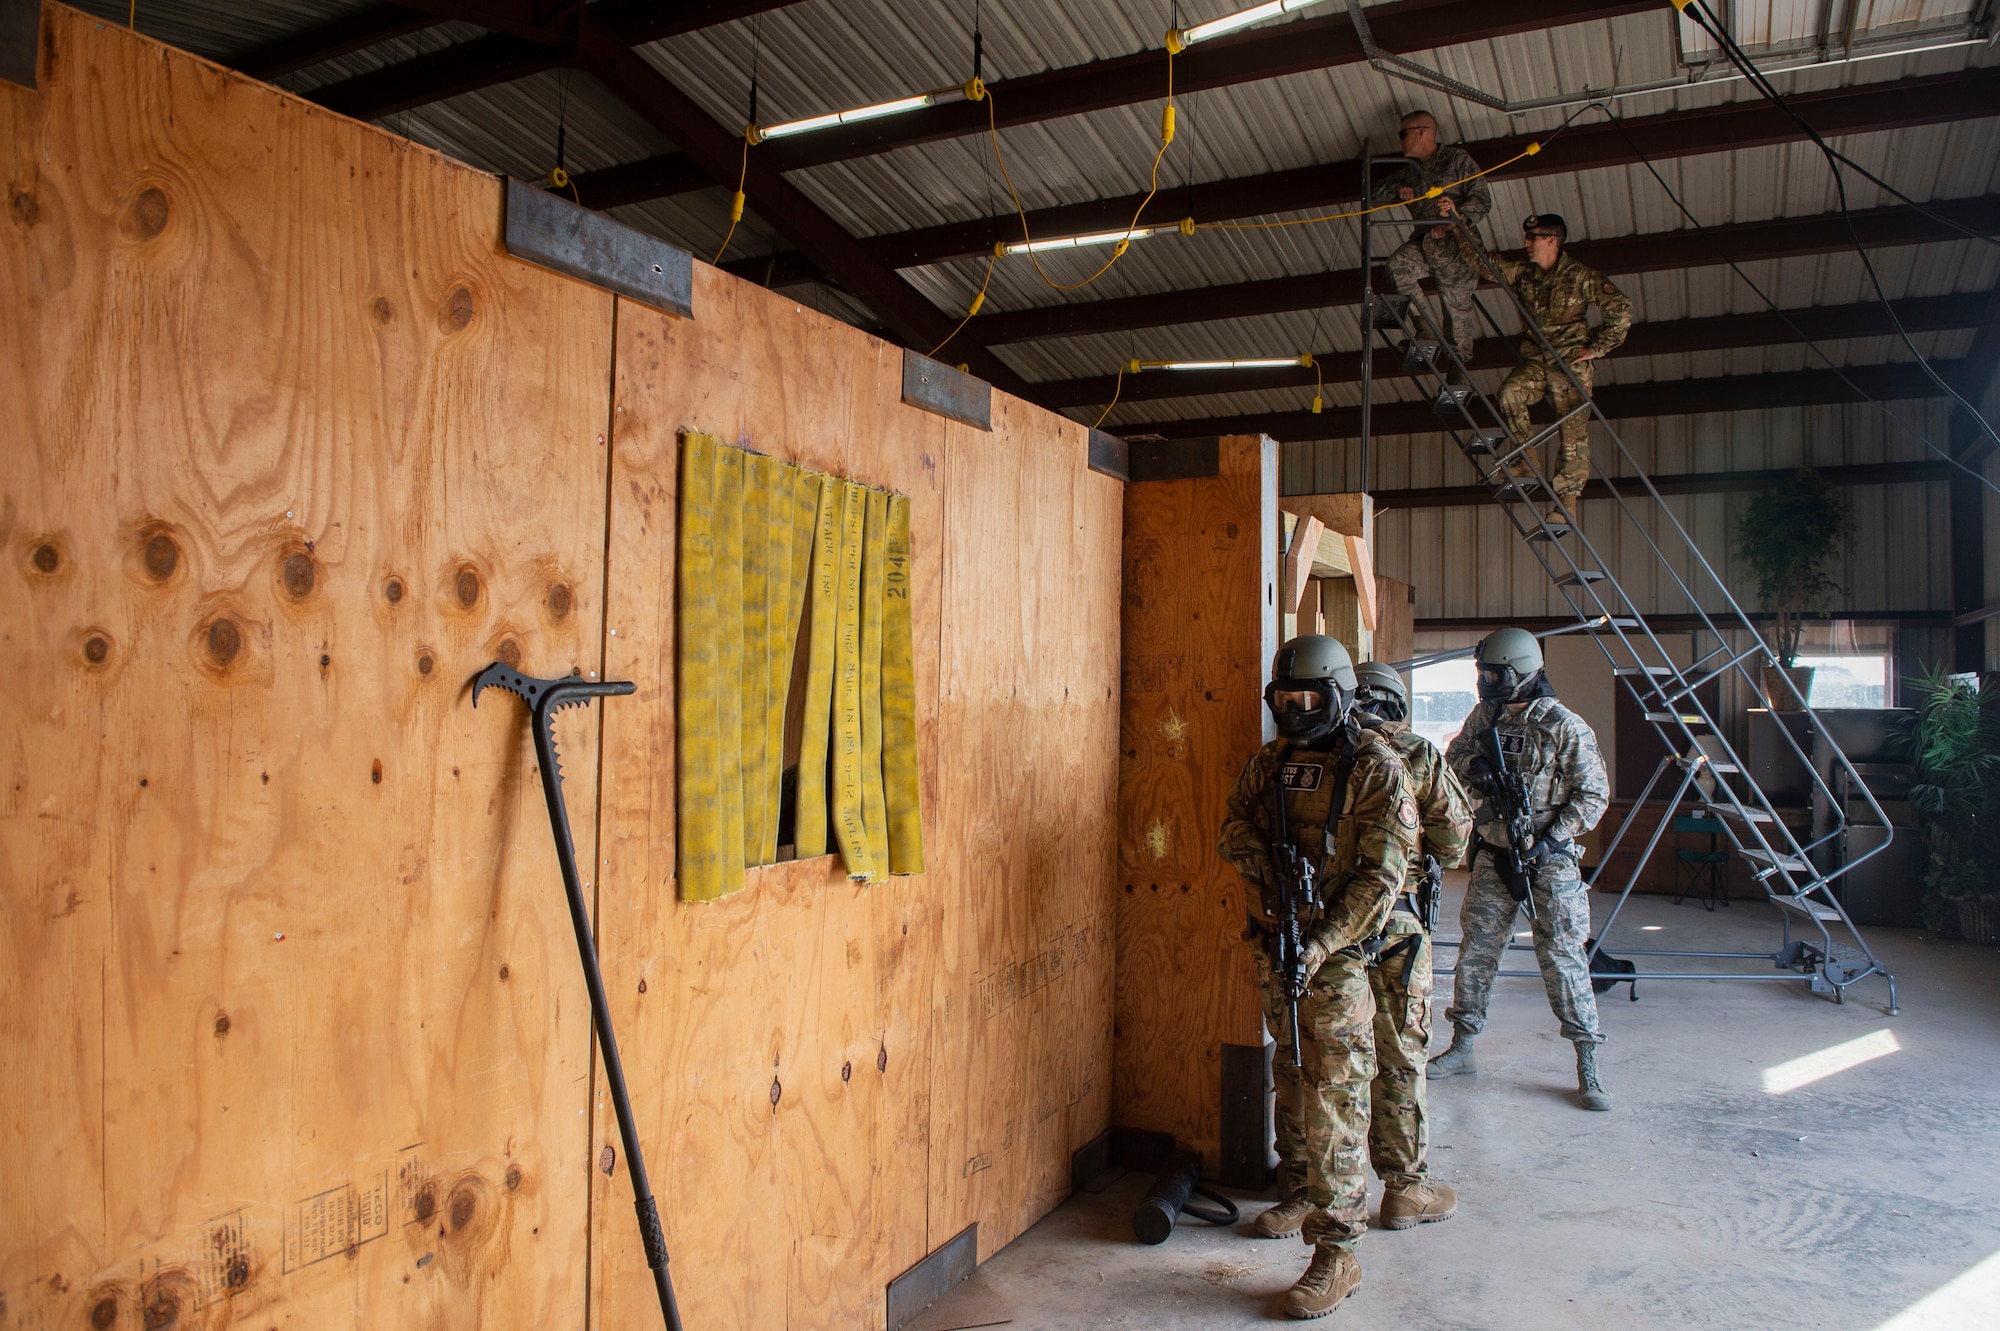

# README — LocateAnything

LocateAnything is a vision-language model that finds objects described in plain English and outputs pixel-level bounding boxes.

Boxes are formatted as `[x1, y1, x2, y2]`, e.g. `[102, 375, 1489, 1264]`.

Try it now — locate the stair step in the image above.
[1645, 711, 1709, 725]
[1707, 761, 1741, 774]
[1462, 429, 1505, 457]
[1525, 525, 1571, 541]
[1773, 894, 1842, 922]
[1403, 340, 1442, 374]
[1555, 570, 1606, 587]
[1431, 384, 1473, 416]
[1742, 848, 1812, 874]
[1615, 666, 1675, 676]
[1703, 801, 1772, 823]
[1368, 294, 1411, 329]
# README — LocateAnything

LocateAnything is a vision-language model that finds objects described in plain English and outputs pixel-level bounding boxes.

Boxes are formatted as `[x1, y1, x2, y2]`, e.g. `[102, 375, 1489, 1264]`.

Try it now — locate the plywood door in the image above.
[1, 10, 609, 1327]
[1115, 436, 1277, 1169]
[590, 279, 947, 1329]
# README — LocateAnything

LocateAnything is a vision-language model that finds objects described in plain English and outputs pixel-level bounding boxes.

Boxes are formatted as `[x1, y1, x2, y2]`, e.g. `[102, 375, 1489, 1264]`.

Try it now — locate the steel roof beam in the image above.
[1034, 294, 1986, 408]
[571, 0, 1656, 208]
[301, 0, 802, 121]
[975, 193, 2000, 346]
[572, 13, 1031, 394]
[1949, 281, 2000, 465]
[719, 66, 2000, 290]
[234, 4, 439, 79]
[1115, 359, 1959, 441]
[1372, 458, 1953, 509]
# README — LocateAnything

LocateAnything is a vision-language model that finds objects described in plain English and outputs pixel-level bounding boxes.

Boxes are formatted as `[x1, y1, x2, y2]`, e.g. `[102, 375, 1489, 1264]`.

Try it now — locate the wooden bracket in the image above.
[1345, 534, 1378, 631]
[502, 177, 693, 317]
[1282, 514, 1324, 615]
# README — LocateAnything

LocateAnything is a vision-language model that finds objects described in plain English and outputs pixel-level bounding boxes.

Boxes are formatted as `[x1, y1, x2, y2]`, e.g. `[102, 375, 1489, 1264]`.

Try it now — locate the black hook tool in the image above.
[473, 664, 683, 1331]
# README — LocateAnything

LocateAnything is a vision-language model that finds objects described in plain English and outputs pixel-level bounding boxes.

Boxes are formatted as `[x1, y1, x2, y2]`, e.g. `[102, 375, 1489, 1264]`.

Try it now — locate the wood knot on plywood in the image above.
[1144, 819, 1171, 862]
[121, 186, 168, 242]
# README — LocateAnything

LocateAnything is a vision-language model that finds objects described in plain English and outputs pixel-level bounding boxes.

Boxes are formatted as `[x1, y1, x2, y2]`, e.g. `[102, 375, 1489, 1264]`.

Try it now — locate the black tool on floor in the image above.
[1587, 936, 1639, 1002]
[1132, 1151, 1240, 1244]
[473, 664, 683, 1331]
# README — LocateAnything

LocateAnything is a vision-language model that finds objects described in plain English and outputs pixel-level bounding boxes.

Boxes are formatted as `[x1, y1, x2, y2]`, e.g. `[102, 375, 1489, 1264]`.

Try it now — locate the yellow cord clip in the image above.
[955, 362, 970, 373]
[1526, 140, 1542, 155]
[1161, 103, 1176, 145]
[1113, 239, 1130, 257]
[1311, 394, 1323, 414]
[966, 291, 986, 317]
[1179, 216, 1196, 235]
[547, 166, 570, 190]
[963, 76, 986, 101]
[728, 190, 746, 223]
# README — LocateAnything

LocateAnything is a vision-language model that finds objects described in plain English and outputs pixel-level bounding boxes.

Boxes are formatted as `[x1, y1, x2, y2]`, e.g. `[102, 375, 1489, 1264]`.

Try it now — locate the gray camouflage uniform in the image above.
[1370, 146, 1493, 362]
[1442, 698, 1611, 1044]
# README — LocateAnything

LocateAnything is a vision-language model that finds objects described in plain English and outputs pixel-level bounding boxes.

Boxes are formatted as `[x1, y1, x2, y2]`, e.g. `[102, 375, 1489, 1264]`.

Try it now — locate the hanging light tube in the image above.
[1166, 0, 1330, 53]
[997, 215, 1195, 257]
[748, 78, 984, 144]
[1130, 354, 1314, 372]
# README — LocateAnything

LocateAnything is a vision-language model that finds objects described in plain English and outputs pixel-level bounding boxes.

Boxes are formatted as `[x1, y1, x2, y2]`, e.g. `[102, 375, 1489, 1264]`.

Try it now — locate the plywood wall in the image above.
[1114, 437, 1278, 1173]
[0, 9, 1122, 1328]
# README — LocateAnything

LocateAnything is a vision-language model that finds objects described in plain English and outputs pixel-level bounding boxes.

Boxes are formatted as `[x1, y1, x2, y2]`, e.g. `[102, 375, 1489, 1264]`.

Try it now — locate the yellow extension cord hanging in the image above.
[881, 494, 924, 874]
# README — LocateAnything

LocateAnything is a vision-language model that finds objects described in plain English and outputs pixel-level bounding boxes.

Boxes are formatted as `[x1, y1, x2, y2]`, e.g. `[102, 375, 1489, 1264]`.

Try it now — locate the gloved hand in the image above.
[1465, 755, 1496, 794]
[1525, 835, 1573, 864]
[1299, 938, 1331, 987]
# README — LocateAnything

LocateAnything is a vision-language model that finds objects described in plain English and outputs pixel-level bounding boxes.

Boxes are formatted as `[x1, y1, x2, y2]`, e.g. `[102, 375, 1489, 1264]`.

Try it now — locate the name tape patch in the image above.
[1279, 762, 1324, 791]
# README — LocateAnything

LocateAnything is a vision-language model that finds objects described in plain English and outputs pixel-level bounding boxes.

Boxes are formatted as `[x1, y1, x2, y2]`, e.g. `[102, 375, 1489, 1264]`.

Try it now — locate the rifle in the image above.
[1482, 725, 1538, 921]
[1264, 774, 1316, 1069]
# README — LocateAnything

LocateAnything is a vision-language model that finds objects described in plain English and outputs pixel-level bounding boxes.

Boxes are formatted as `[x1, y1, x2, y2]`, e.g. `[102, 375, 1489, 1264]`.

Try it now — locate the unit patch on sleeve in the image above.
[1279, 762, 1324, 791]
[1397, 797, 1420, 829]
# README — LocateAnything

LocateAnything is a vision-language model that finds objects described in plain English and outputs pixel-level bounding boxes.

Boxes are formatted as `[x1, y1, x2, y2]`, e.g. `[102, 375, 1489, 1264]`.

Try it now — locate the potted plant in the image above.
[1734, 469, 1853, 710]
[1903, 669, 2000, 945]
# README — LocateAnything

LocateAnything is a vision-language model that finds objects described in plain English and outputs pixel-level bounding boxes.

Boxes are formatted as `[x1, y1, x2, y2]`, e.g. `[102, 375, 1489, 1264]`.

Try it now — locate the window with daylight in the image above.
[1410, 657, 1480, 753]
[1793, 654, 1890, 709]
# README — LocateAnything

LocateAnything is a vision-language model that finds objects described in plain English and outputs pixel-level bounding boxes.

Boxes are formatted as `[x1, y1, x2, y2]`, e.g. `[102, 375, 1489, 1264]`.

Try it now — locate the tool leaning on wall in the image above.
[473, 665, 683, 1331]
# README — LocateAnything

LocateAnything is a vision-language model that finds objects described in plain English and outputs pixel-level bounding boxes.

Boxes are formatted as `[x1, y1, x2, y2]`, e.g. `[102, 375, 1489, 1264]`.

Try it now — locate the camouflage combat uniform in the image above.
[1367, 720, 1472, 1188]
[1487, 250, 1633, 506]
[1371, 147, 1494, 362]
[1218, 728, 1421, 1252]
[1443, 698, 1611, 1043]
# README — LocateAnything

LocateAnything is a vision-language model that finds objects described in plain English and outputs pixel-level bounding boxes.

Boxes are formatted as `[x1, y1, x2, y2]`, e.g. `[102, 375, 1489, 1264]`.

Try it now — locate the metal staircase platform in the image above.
[1357, 150, 1898, 1014]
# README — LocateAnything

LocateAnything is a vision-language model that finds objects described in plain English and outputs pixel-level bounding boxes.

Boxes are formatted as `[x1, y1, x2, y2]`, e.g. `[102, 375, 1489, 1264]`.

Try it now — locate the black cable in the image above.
[1684, 0, 2000, 457]
[1593, 101, 2000, 498]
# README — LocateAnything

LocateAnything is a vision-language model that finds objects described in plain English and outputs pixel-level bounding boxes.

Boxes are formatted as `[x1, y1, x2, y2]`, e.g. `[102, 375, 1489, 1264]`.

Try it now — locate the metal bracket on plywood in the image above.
[0, 0, 38, 89]
[502, 177, 693, 318]
[901, 350, 992, 431]
[1087, 428, 1129, 481]
[885, 1222, 978, 1331]
[1219, 1040, 1276, 1189]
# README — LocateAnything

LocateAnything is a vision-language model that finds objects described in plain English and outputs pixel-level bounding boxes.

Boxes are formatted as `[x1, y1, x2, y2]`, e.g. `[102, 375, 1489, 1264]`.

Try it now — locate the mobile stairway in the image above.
[1358, 150, 1898, 1014]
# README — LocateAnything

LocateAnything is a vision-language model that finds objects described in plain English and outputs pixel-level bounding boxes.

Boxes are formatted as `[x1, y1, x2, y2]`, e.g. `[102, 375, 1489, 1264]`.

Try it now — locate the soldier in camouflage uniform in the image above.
[1430, 628, 1614, 1111]
[1218, 637, 1422, 1319]
[1369, 109, 1493, 378]
[1351, 662, 1472, 1225]
[1484, 214, 1634, 519]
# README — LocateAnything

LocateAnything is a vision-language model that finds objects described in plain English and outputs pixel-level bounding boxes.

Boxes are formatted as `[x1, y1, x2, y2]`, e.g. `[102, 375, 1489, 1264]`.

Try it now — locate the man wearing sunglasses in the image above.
[1431, 628, 1613, 1111]
[1370, 109, 1493, 383]
[1218, 637, 1424, 1318]
[1488, 214, 1634, 524]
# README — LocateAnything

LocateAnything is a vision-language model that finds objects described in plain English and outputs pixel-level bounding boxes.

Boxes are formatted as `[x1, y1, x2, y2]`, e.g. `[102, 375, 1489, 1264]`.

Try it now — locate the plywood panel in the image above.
[591, 274, 1121, 1322]
[1, 8, 608, 1327]
[1115, 436, 1277, 1170]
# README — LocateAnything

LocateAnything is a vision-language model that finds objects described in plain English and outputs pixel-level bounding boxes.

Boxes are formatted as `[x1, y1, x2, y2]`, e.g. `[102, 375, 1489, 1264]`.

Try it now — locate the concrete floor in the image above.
[910, 882, 2000, 1330]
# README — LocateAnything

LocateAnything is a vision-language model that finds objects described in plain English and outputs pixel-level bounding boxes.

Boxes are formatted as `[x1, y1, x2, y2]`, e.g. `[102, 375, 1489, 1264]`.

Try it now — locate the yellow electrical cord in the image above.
[1093, 360, 1132, 429]
[926, 250, 996, 358]
[987, 54, 1178, 293]
[712, 135, 750, 266]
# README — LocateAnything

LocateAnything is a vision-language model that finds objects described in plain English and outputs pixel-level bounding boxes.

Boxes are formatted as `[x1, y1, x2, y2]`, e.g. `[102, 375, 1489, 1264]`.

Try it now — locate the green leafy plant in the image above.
[1734, 469, 1853, 668]
[1901, 668, 2000, 930]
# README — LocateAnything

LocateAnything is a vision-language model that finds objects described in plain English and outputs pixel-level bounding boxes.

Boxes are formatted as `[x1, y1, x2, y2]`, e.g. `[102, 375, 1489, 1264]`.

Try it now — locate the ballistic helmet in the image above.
[1474, 626, 1544, 703]
[1266, 635, 1357, 744]
[1353, 660, 1409, 726]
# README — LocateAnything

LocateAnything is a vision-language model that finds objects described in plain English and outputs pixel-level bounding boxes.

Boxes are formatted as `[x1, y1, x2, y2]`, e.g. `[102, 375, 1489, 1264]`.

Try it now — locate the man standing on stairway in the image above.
[1371, 109, 1492, 383]
[1430, 628, 1615, 1111]
[1486, 214, 1634, 522]
[1218, 637, 1422, 1319]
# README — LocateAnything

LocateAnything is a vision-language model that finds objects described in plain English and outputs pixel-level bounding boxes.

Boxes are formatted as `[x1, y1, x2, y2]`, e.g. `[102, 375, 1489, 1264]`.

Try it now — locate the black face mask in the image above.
[1356, 689, 1406, 726]
[1477, 666, 1555, 704]
[1266, 680, 1351, 744]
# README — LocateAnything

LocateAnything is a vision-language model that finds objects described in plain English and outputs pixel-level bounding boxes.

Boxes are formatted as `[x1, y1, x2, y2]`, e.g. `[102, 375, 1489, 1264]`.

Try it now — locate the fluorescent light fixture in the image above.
[1167, 0, 1329, 52]
[750, 80, 981, 144]
[1131, 355, 1312, 371]
[998, 225, 1170, 255]
[1761, 1029, 1901, 1095]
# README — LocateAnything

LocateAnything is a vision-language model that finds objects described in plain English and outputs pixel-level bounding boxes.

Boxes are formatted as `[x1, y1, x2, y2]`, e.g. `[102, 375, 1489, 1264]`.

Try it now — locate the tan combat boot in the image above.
[1280, 1244, 1361, 1319]
[1380, 1181, 1458, 1230]
[1576, 1042, 1612, 1111]
[1251, 1194, 1316, 1239]
[1427, 1030, 1476, 1078]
